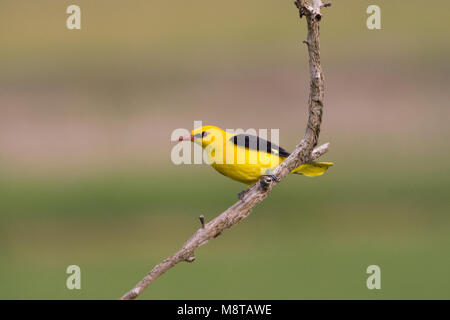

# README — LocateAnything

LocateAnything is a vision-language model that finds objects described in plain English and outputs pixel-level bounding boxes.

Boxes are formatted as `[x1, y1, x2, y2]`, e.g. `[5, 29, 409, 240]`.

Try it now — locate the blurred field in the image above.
[1, 0, 450, 299]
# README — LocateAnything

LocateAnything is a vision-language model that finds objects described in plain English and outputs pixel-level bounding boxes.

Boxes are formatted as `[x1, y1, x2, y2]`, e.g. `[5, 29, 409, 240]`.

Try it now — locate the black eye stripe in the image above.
[194, 132, 209, 139]
[194, 131, 210, 139]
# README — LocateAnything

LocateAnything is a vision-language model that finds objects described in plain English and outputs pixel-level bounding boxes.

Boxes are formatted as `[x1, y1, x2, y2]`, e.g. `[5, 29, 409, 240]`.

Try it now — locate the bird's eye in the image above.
[202, 131, 209, 138]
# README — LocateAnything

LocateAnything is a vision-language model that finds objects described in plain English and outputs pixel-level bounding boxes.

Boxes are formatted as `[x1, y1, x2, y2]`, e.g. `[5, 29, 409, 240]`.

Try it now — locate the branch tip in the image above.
[199, 215, 205, 228]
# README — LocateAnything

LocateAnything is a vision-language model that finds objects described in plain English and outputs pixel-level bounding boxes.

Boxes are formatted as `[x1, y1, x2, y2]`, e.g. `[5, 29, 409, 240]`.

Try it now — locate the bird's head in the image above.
[179, 125, 227, 149]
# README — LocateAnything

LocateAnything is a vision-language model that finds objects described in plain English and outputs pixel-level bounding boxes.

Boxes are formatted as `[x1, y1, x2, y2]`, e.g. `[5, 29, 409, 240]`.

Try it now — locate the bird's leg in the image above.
[238, 171, 280, 199]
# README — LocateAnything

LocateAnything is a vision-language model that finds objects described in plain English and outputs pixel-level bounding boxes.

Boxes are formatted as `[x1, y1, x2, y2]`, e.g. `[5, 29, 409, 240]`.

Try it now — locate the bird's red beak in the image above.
[179, 135, 194, 142]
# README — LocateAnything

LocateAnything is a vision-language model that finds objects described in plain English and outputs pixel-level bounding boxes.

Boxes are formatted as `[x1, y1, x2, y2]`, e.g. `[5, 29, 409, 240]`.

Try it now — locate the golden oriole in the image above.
[179, 125, 333, 187]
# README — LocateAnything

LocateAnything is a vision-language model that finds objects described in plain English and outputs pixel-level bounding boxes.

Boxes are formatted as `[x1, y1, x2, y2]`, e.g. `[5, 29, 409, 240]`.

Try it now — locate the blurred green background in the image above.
[1, 0, 449, 299]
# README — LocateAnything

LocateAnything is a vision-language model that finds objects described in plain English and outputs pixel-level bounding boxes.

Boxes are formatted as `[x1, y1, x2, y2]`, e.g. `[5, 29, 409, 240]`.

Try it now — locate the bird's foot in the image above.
[260, 174, 279, 191]
[237, 189, 249, 200]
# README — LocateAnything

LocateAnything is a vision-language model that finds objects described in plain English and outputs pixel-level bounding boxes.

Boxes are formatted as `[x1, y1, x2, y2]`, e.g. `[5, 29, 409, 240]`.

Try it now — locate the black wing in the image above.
[230, 134, 290, 158]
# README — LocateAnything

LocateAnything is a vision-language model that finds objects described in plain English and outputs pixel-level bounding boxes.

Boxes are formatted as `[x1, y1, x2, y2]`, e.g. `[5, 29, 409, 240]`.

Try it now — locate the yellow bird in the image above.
[179, 125, 333, 195]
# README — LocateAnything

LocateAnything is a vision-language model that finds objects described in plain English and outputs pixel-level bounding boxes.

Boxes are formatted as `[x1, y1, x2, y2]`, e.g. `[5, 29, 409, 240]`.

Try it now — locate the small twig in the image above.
[199, 215, 205, 229]
[311, 142, 329, 159]
[296, 0, 331, 21]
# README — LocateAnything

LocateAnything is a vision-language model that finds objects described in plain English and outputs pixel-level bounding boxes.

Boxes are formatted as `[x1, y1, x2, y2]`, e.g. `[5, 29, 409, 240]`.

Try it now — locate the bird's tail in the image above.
[292, 162, 334, 177]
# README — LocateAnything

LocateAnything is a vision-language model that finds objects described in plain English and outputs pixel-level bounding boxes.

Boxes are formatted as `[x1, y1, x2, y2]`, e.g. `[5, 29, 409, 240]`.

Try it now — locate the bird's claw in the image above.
[237, 189, 248, 200]
[268, 174, 280, 183]
[259, 174, 280, 191]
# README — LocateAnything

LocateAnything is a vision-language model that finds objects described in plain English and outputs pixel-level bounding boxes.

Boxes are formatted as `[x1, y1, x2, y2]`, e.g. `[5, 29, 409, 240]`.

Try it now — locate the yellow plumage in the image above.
[181, 125, 333, 186]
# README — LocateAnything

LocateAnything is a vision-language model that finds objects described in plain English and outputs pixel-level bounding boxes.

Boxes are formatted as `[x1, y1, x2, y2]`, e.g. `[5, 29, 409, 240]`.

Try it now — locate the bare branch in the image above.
[120, 1, 331, 300]
[311, 142, 330, 159]
[296, 0, 331, 21]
